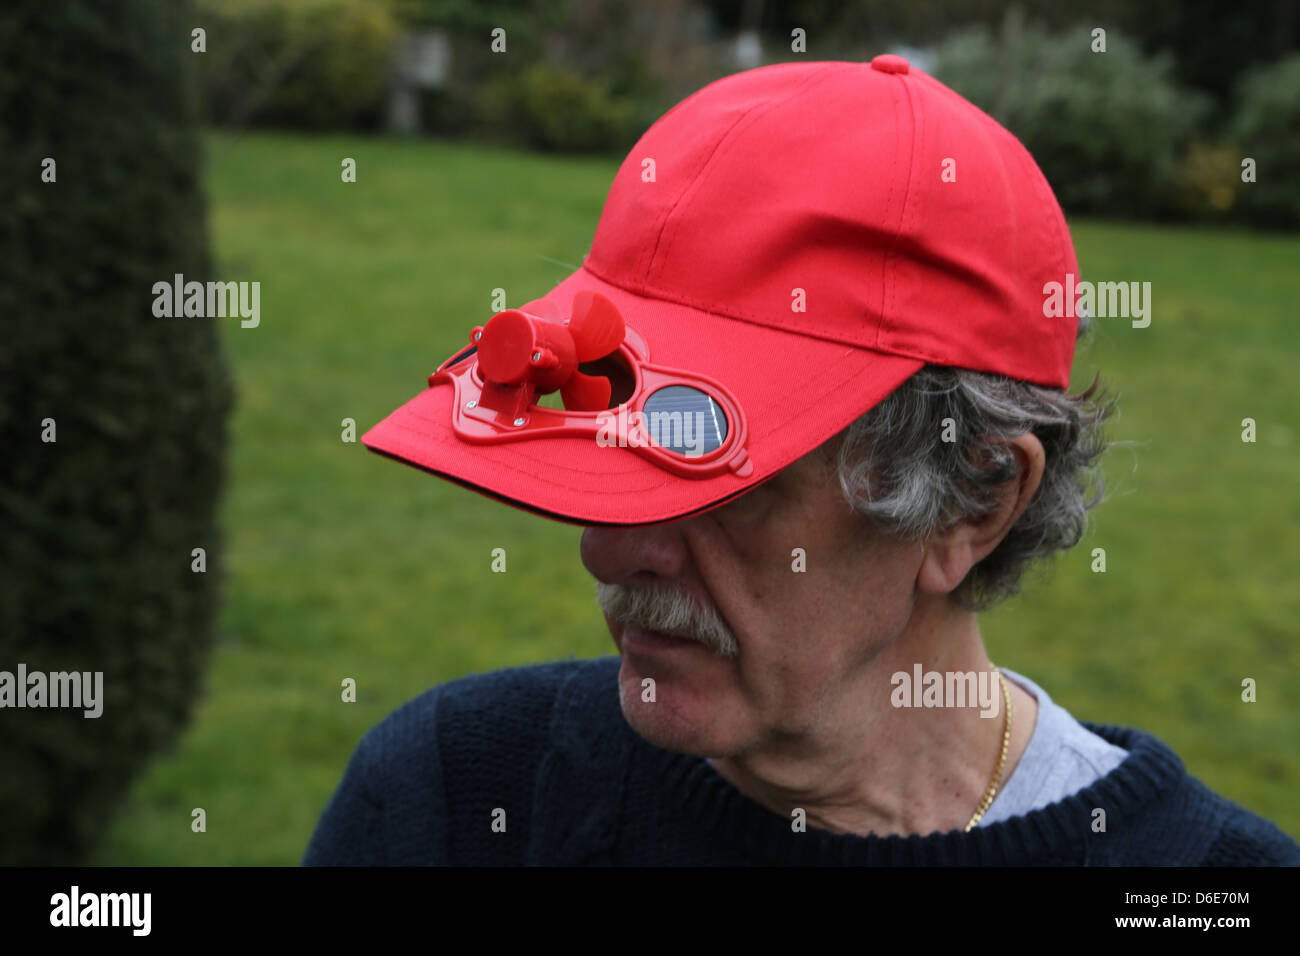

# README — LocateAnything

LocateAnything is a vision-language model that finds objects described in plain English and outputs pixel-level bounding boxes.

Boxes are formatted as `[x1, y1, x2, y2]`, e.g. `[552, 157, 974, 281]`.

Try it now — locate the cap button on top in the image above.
[871, 54, 910, 75]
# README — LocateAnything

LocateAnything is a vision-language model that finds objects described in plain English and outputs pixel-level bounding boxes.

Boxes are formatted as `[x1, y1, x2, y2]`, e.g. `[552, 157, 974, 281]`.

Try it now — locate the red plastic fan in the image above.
[471, 290, 626, 412]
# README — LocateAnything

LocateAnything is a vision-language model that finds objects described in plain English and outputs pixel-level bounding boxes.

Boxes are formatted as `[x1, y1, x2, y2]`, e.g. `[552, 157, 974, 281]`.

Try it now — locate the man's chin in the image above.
[615, 658, 730, 756]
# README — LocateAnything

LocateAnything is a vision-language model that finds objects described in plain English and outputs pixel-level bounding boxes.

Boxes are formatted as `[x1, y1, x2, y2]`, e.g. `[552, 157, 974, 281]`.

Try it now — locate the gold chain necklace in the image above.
[964, 669, 1013, 831]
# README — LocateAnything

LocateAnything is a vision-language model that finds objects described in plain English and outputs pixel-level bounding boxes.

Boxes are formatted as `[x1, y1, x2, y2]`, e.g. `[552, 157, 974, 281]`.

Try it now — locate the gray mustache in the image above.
[597, 581, 739, 659]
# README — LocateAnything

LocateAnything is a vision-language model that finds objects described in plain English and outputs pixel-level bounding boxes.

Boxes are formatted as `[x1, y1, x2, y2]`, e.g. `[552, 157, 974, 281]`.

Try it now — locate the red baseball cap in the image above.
[364, 56, 1079, 526]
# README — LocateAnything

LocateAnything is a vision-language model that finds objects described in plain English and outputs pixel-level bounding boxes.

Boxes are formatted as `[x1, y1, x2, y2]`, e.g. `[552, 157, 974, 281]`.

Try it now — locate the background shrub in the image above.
[1172, 142, 1246, 222]
[199, 0, 400, 130]
[476, 63, 640, 152]
[1228, 52, 1300, 229]
[932, 20, 1209, 220]
[0, 0, 233, 864]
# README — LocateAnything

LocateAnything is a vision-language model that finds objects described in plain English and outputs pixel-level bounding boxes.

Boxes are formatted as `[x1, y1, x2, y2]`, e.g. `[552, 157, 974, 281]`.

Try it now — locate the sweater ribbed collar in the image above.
[650, 722, 1187, 865]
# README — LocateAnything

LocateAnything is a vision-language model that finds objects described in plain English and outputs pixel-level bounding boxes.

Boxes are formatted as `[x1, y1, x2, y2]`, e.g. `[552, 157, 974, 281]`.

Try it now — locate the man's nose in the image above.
[579, 522, 690, 586]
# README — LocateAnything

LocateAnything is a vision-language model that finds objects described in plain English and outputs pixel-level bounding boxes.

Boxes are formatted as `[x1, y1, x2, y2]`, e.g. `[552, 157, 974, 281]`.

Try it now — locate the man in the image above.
[304, 57, 1299, 865]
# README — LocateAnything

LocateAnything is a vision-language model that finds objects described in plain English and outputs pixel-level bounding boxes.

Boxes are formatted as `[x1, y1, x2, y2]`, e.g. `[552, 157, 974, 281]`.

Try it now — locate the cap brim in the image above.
[362, 265, 924, 526]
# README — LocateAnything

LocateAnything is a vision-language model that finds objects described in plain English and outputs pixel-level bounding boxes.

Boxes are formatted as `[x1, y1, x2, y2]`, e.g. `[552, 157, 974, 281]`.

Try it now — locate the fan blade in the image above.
[567, 291, 626, 362]
[560, 370, 612, 411]
[519, 297, 563, 322]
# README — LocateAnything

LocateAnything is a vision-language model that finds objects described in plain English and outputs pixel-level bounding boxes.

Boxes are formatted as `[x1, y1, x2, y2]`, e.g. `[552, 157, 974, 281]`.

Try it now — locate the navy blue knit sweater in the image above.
[302, 656, 1300, 866]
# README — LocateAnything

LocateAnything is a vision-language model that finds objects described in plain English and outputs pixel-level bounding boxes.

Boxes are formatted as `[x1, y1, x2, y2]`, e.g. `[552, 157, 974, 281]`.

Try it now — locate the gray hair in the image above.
[831, 316, 1115, 610]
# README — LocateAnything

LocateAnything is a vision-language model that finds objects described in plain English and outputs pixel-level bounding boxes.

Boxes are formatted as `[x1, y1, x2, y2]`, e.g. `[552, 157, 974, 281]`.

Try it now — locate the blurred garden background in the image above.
[2, 0, 1297, 865]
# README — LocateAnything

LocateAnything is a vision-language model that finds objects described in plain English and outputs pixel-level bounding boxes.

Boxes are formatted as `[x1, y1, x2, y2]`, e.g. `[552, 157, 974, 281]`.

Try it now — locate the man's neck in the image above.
[707, 612, 1038, 838]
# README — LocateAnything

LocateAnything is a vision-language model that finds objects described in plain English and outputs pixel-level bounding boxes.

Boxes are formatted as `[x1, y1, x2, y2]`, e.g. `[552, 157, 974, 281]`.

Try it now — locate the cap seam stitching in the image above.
[879, 70, 918, 353]
[582, 258, 882, 352]
[580, 260, 1057, 377]
[644, 63, 846, 286]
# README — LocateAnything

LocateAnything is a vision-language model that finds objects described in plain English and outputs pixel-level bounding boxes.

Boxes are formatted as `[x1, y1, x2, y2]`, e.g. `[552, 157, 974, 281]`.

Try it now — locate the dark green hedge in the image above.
[1230, 53, 1300, 229]
[0, 0, 233, 864]
[932, 23, 1209, 221]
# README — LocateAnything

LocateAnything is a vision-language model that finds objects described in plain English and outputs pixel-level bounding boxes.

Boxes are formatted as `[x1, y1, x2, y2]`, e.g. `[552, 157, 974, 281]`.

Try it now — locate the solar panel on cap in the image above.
[642, 385, 727, 456]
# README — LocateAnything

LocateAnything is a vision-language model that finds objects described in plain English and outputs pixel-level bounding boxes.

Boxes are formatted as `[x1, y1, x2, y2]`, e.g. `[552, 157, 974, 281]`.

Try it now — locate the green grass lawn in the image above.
[92, 131, 1300, 864]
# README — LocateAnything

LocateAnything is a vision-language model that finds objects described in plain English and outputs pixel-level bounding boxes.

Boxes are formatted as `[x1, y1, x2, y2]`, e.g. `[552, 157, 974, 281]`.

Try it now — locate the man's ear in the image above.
[916, 433, 1046, 597]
